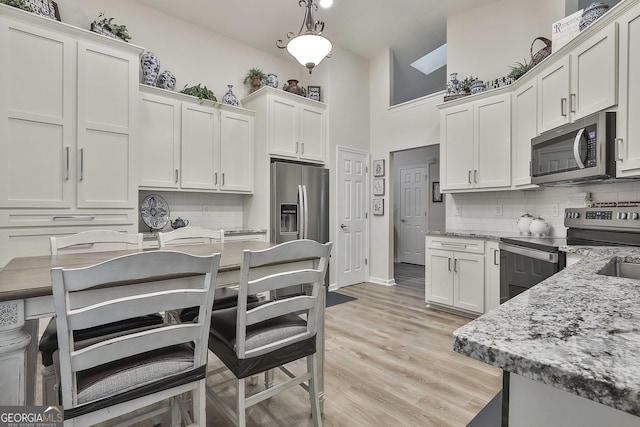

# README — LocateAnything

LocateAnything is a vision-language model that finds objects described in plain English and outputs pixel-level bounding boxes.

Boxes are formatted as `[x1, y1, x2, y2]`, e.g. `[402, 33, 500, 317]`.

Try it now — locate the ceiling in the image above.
[133, 0, 497, 64]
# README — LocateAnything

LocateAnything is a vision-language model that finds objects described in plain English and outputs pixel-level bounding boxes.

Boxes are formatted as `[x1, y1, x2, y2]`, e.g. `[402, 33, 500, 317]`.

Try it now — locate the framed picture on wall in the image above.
[373, 198, 384, 215]
[432, 181, 442, 203]
[308, 85, 321, 102]
[373, 159, 385, 177]
[373, 178, 385, 196]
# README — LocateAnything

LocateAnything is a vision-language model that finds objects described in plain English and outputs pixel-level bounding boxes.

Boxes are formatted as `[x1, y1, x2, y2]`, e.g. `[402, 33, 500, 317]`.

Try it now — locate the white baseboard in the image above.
[368, 277, 396, 286]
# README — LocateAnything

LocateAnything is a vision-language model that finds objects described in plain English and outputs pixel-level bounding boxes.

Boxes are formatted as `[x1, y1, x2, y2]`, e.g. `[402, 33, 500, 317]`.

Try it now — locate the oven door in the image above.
[499, 242, 562, 303]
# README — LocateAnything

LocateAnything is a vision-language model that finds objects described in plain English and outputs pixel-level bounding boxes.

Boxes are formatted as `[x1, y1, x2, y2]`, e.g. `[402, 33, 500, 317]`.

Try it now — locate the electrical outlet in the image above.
[454, 206, 462, 216]
[495, 204, 503, 216]
[202, 205, 210, 214]
[552, 203, 559, 217]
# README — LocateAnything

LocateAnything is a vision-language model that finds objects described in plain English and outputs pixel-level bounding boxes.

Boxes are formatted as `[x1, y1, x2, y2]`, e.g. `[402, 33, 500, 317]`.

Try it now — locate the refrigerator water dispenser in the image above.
[280, 203, 298, 234]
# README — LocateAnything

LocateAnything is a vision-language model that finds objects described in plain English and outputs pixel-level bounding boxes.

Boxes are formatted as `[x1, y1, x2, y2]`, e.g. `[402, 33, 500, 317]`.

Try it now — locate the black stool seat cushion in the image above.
[208, 304, 316, 379]
[179, 287, 259, 322]
[38, 314, 163, 367]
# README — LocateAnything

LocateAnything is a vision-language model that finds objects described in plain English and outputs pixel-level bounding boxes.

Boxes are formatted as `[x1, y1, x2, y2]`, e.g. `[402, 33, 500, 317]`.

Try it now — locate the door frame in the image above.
[335, 145, 370, 290]
[396, 163, 428, 265]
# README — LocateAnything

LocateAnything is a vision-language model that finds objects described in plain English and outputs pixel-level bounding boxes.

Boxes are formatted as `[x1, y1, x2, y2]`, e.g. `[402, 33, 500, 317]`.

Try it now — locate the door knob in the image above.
[340, 224, 348, 229]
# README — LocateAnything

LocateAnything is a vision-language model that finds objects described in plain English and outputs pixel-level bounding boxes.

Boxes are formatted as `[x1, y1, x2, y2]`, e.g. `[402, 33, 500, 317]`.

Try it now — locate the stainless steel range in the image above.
[500, 203, 640, 303]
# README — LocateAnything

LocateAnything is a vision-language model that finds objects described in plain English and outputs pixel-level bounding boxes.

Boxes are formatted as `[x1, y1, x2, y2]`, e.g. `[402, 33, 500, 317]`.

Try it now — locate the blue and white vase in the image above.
[140, 51, 160, 86]
[157, 70, 176, 90]
[447, 72, 460, 95]
[222, 85, 239, 106]
[266, 73, 279, 88]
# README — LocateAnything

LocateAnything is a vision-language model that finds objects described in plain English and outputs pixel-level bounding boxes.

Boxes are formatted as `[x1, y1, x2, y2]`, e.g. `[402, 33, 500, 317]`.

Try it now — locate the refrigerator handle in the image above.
[302, 184, 309, 239]
[298, 184, 304, 239]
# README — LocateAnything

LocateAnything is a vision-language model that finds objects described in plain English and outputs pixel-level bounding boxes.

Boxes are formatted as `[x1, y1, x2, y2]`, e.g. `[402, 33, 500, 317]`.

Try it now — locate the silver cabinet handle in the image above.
[474, 169, 478, 183]
[296, 142, 299, 153]
[561, 98, 567, 117]
[175, 169, 179, 183]
[222, 173, 225, 186]
[64, 147, 70, 181]
[494, 249, 499, 266]
[454, 258, 458, 273]
[214, 172, 218, 185]
[79, 148, 84, 181]
[468, 170, 472, 184]
[570, 93, 576, 113]
[616, 138, 625, 161]
[448, 258, 452, 272]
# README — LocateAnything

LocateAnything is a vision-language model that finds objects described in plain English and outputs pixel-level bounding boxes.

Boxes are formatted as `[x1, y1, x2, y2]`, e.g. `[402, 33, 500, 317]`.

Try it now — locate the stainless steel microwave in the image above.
[531, 111, 616, 186]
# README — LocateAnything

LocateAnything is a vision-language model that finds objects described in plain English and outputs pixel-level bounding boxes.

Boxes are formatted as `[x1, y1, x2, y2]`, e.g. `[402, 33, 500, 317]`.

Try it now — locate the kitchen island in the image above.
[454, 245, 640, 426]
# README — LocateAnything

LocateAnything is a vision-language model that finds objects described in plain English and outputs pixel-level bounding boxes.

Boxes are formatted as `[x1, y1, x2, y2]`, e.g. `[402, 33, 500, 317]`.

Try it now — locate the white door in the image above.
[398, 166, 427, 265]
[336, 147, 368, 287]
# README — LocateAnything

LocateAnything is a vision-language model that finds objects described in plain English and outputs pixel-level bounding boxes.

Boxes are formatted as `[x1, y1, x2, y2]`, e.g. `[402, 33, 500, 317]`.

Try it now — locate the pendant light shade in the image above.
[277, 0, 332, 74]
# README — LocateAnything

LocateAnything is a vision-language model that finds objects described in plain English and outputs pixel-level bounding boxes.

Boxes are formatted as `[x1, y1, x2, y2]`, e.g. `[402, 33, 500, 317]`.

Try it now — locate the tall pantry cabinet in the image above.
[0, 6, 141, 267]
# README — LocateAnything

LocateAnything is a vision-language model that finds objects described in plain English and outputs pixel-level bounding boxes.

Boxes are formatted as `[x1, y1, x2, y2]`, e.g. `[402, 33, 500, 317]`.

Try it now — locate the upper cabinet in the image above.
[616, 2, 640, 177]
[0, 8, 140, 210]
[440, 93, 511, 191]
[511, 77, 538, 188]
[242, 87, 326, 164]
[537, 23, 618, 133]
[138, 86, 254, 193]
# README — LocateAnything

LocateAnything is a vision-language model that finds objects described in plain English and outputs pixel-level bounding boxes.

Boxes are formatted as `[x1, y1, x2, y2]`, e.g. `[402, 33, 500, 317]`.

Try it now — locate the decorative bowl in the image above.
[579, 2, 610, 31]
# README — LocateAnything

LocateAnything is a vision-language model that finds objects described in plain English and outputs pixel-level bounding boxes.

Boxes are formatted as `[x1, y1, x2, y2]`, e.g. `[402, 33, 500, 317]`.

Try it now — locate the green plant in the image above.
[243, 67, 267, 91]
[1, 0, 33, 12]
[180, 84, 217, 102]
[460, 76, 476, 94]
[92, 12, 131, 42]
[508, 60, 533, 81]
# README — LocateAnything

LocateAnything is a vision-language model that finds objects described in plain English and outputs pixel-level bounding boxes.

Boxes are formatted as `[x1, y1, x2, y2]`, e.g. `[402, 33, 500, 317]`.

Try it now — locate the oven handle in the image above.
[499, 242, 559, 263]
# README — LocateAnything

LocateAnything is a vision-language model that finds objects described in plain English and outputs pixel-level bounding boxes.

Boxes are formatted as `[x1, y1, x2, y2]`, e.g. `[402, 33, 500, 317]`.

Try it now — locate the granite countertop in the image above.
[453, 245, 640, 416]
[425, 230, 525, 241]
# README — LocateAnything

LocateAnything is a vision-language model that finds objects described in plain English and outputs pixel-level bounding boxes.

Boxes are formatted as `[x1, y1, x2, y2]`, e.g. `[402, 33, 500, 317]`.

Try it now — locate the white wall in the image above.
[446, 0, 564, 83]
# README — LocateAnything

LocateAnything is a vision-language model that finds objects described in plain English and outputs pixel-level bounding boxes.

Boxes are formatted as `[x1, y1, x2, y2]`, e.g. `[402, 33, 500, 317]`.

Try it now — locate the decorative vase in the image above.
[157, 70, 176, 90]
[222, 85, 239, 107]
[579, 2, 610, 31]
[283, 79, 303, 95]
[140, 51, 160, 86]
[470, 79, 486, 94]
[266, 73, 279, 88]
[447, 72, 460, 94]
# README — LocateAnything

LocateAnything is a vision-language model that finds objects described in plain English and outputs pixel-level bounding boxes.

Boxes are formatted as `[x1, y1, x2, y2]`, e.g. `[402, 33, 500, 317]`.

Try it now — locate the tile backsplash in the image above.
[138, 191, 244, 232]
[446, 181, 640, 237]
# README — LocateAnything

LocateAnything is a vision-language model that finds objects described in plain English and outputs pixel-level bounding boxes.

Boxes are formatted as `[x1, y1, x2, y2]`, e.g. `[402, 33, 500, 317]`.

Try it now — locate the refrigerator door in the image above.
[271, 162, 302, 243]
[302, 165, 329, 244]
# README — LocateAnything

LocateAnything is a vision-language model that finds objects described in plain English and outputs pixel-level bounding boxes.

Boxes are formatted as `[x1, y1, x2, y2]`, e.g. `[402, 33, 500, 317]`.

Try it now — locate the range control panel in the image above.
[565, 207, 640, 230]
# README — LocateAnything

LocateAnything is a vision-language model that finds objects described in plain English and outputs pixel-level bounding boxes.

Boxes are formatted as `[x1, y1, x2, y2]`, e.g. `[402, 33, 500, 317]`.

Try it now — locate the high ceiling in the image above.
[133, 0, 497, 64]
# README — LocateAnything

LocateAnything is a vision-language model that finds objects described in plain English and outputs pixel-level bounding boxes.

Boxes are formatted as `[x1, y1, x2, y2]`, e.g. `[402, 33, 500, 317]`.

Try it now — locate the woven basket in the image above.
[529, 37, 552, 67]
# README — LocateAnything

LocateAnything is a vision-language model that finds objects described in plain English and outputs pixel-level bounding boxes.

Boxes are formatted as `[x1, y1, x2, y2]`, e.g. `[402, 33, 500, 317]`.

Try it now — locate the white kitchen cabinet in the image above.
[138, 86, 255, 193]
[511, 77, 538, 188]
[425, 236, 485, 315]
[242, 87, 326, 163]
[0, 12, 138, 210]
[484, 241, 500, 312]
[440, 93, 511, 191]
[616, 3, 640, 178]
[537, 22, 617, 133]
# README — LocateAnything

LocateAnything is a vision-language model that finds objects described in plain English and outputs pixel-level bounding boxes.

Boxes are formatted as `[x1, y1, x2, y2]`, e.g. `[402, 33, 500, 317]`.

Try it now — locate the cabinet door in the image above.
[138, 93, 180, 188]
[76, 41, 137, 209]
[537, 56, 570, 133]
[512, 80, 538, 188]
[0, 17, 75, 208]
[453, 252, 485, 313]
[220, 110, 254, 192]
[571, 23, 618, 120]
[181, 103, 218, 190]
[617, 5, 640, 177]
[440, 105, 474, 190]
[269, 96, 298, 158]
[426, 249, 453, 306]
[475, 94, 511, 189]
[299, 104, 325, 162]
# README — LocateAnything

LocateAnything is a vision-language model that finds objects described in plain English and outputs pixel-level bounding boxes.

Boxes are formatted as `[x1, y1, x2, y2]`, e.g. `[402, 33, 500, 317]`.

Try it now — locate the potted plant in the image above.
[508, 60, 533, 81]
[91, 12, 131, 42]
[244, 68, 267, 93]
[180, 84, 217, 102]
[1, 0, 33, 12]
[460, 75, 477, 94]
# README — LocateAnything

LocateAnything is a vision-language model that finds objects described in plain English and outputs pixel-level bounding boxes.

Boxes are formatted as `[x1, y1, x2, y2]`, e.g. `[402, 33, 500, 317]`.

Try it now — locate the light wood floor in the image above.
[46, 263, 503, 426]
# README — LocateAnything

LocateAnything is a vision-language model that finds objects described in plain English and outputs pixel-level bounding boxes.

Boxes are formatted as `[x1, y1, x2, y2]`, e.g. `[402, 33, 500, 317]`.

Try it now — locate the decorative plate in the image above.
[140, 194, 170, 231]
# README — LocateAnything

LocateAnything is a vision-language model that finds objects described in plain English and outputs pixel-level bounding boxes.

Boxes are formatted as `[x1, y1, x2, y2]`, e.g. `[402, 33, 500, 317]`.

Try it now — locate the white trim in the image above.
[368, 277, 396, 286]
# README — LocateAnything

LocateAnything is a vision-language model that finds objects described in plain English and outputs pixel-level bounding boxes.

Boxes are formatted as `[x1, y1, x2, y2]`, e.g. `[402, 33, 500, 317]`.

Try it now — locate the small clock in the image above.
[373, 178, 385, 196]
[373, 159, 385, 177]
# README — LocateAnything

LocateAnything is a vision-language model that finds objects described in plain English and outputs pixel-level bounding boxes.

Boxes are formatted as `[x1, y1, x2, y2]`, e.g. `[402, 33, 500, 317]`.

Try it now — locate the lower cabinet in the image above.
[426, 236, 485, 315]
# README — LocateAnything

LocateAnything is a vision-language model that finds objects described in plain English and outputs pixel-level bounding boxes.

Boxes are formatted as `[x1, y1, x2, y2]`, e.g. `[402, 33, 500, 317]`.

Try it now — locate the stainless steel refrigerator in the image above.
[271, 161, 329, 297]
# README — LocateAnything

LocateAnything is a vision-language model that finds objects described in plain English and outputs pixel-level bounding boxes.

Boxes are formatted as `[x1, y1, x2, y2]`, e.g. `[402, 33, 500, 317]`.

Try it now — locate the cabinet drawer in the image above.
[426, 236, 485, 254]
[0, 210, 136, 228]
